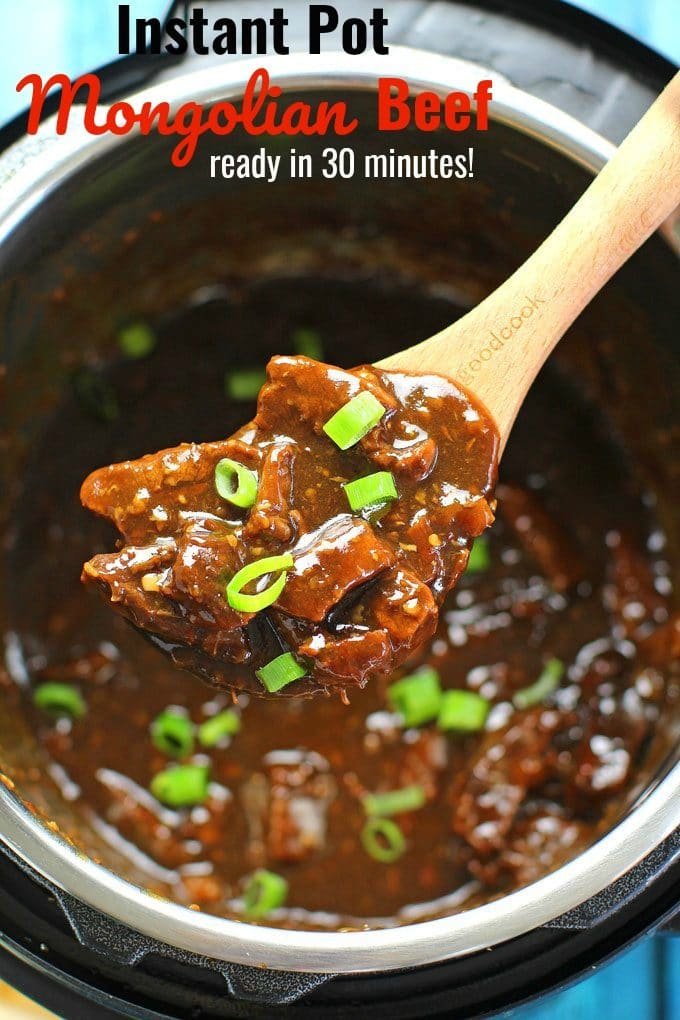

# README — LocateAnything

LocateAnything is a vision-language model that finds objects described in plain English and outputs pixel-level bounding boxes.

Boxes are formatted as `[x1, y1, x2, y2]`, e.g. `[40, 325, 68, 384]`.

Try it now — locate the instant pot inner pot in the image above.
[0, 89, 678, 930]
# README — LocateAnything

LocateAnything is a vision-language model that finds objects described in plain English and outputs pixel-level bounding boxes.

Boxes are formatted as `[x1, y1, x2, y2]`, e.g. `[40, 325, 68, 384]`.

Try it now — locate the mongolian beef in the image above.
[3, 275, 677, 928]
[79, 357, 498, 696]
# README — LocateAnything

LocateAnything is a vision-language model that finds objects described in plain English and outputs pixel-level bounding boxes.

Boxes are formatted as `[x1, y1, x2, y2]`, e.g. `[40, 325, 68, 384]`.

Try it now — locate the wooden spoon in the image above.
[378, 71, 680, 450]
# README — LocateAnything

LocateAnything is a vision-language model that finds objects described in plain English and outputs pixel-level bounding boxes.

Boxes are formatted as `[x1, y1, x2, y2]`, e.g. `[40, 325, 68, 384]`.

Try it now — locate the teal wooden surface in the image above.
[499, 938, 668, 1020]
[663, 938, 680, 1019]
[572, 0, 679, 63]
[1, 2, 677, 1018]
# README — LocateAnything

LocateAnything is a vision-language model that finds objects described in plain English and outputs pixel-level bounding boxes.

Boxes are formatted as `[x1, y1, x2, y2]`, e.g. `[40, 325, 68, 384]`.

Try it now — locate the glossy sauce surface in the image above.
[3, 277, 677, 929]
[80, 357, 498, 695]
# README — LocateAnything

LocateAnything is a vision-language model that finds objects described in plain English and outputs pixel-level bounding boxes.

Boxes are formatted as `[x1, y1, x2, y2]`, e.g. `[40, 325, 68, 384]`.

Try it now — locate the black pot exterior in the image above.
[0, 834, 678, 1018]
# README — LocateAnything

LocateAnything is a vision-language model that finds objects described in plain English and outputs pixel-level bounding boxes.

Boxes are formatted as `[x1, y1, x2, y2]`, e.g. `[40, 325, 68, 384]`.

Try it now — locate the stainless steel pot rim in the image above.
[0, 48, 678, 974]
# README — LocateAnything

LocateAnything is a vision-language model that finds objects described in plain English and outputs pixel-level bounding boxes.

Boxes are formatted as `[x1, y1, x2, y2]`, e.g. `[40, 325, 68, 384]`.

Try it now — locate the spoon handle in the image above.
[379, 71, 680, 447]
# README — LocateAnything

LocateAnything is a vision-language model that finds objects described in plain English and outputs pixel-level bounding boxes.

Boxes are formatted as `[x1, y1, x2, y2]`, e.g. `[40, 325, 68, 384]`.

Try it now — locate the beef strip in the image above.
[262, 750, 336, 863]
[563, 614, 676, 808]
[243, 442, 298, 544]
[496, 482, 585, 591]
[80, 439, 260, 544]
[296, 628, 394, 689]
[81, 357, 498, 695]
[450, 707, 572, 856]
[171, 516, 250, 630]
[453, 603, 675, 885]
[276, 516, 396, 622]
[604, 530, 668, 638]
[469, 809, 586, 887]
[82, 539, 180, 638]
[367, 567, 438, 657]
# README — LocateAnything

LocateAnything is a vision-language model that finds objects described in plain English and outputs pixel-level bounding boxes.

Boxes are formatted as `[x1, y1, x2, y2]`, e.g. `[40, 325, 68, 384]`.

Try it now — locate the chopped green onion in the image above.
[467, 538, 491, 573]
[292, 327, 323, 360]
[118, 322, 156, 359]
[387, 667, 442, 727]
[72, 368, 119, 422]
[363, 785, 426, 817]
[257, 652, 307, 693]
[437, 690, 490, 732]
[150, 709, 194, 759]
[33, 683, 86, 720]
[513, 657, 565, 710]
[226, 554, 294, 613]
[150, 764, 210, 808]
[243, 868, 289, 918]
[343, 471, 398, 513]
[225, 368, 266, 401]
[323, 391, 386, 450]
[214, 458, 258, 509]
[361, 818, 406, 863]
[198, 710, 241, 748]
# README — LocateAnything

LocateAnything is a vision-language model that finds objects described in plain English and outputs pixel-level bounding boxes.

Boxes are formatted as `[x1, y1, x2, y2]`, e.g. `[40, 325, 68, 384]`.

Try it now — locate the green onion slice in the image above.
[361, 818, 406, 863]
[32, 683, 86, 720]
[467, 538, 490, 573]
[437, 690, 490, 732]
[118, 322, 156, 359]
[323, 391, 386, 450]
[343, 471, 397, 513]
[214, 458, 258, 509]
[243, 868, 289, 918]
[363, 785, 426, 817]
[150, 709, 194, 759]
[226, 554, 294, 613]
[257, 652, 307, 693]
[198, 710, 241, 748]
[150, 764, 210, 808]
[387, 667, 442, 727]
[225, 368, 266, 401]
[513, 657, 565, 710]
[292, 327, 323, 360]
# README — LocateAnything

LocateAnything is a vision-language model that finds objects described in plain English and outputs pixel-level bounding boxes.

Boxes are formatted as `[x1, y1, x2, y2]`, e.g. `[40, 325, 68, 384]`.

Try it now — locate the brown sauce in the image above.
[3, 275, 677, 929]
[79, 357, 498, 695]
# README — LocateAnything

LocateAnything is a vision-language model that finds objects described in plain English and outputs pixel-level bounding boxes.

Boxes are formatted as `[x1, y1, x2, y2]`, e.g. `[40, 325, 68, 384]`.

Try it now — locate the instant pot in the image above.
[0, 1, 678, 1016]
